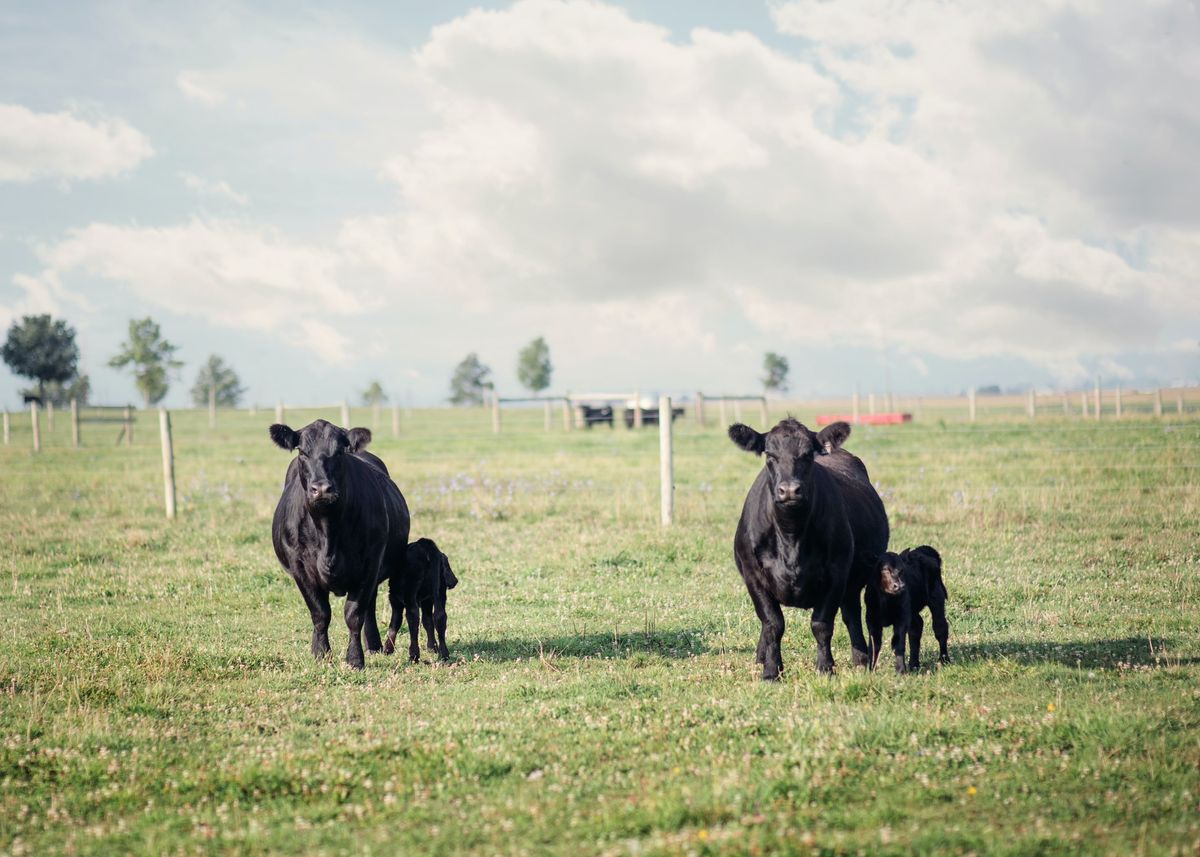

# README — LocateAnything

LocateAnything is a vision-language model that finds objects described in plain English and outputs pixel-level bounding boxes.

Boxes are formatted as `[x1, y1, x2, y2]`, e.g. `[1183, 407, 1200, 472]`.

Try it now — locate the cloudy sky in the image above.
[1, 0, 1197, 408]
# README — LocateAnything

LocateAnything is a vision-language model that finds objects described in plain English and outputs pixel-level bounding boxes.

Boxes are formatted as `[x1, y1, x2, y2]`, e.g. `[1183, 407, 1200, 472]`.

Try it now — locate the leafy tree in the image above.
[190, 355, 245, 408]
[516, 336, 553, 394]
[361, 381, 388, 407]
[108, 318, 183, 407]
[762, 352, 789, 394]
[1, 314, 79, 402]
[448, 353, 493, 406]
[32, 374, 91, 407]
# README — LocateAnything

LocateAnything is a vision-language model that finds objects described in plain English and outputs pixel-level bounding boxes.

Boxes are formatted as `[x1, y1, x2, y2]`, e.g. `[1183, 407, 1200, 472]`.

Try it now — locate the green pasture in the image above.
[1, 404, 1197, 855]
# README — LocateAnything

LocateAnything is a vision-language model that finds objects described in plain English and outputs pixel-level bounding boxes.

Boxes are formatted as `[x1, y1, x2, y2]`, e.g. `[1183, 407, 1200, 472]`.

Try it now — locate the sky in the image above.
[1, 0, 1198, 408]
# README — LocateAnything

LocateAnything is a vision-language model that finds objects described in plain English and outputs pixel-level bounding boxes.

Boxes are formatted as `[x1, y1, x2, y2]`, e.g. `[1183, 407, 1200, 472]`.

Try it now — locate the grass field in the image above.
[1, 404, 1198, 855]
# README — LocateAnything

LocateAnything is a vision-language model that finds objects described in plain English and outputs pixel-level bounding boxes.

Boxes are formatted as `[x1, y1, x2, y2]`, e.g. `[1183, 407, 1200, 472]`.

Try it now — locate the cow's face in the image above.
[270, 419, 372, 511]
[876, 552, 906, 596]
[729, 418, 845, 506]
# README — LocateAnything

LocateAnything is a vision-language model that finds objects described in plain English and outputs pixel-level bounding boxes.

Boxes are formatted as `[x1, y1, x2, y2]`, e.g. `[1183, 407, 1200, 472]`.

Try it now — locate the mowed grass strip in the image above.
[1, 409, 1198, 855]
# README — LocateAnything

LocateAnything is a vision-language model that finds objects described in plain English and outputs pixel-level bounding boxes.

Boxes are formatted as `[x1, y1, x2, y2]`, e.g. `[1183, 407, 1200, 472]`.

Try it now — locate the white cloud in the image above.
[0, 103, 153, 182]
[176, 72, 228, 106]
[29, 220, 356, 363]
[179, 171, 250, 205]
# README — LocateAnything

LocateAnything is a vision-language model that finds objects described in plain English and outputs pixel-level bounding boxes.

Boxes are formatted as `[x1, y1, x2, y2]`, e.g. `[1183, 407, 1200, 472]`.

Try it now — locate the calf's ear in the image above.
[816, 421, 851, 454]
[269, 423, 300, 451]
[347, 427, 372, 452]
[728, 423, 766, 455]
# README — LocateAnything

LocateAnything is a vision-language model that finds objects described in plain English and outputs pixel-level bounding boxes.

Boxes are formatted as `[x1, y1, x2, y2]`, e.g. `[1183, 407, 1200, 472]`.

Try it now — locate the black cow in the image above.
[269, 419, 411, 669]
[867, 546, 949, 672]
[385, 537, 459, 662]
[729, 419, 889, 679]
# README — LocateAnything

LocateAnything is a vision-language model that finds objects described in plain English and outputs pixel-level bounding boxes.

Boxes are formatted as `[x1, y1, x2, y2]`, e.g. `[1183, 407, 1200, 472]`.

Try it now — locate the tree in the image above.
[190, 355, 245, 408]
[516, 336, 553, 395]
[361, 381, 388, 407]
[33, 374, 91, 407]
[109, 318, 183, 407]
[448, 353, 493, 406]
[1, 314, 79, 402]
[762, 352, 789, 394]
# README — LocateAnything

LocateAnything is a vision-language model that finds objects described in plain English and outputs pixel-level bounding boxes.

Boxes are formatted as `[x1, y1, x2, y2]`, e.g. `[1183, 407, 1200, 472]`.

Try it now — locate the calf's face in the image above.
[270, 419, 372, 510]
[876, 552, 907, 596]
[730, 419, 850, 506]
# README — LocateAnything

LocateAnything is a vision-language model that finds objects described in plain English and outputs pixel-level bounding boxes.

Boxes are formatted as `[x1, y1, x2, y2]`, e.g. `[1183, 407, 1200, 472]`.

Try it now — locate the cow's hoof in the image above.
[347, 659, 365, 671]
[761, 672, 781, 682]
[851, 649, 870, 668]
[383, 640, 395, 656]
[939, 654, 950, 665]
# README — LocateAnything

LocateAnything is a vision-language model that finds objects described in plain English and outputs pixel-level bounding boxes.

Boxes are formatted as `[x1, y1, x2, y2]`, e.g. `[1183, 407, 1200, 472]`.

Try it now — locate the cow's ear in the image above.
[816, 421, 851, 454]
[269, 423, 300, 451]
[347, 427, 372, 452]
[728, 423, 766, 455]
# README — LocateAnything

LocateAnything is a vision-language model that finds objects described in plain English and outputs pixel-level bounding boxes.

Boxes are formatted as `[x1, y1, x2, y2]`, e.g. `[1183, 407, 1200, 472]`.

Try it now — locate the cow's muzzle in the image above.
[775, 481, 802, 504]
[308, 481, 339, 505]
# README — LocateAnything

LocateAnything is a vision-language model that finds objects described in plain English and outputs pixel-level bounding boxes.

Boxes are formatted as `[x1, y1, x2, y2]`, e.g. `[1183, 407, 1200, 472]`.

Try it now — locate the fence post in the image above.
[124, 405, 133, 446]
[71, 399, 80, 448]
[492, 395, 501, 434]
[1154, 388, 1163, 417]
[159, 409, 176, 520]
[562, 397, 572, 431]
[633, 390, 643, 429]
[659, 396, 673, 527]
[341, 400, 350, 427]
[1115, 387, 1122, 419]
[718, 397, 727, 427]
[275, 400, 284, 425]
[392, 405, 401, 438]
[1093, 377, 1101, 421]
[759, 397, 769, 428]
[852, 388, 860, 424]
[1027, 388, 1036, 420]
[967, 387, 976, 423]
[695, 392, 706, 427]
[1177, 390, 1184, 415]
[868, 392, 876, 415]
[31, 401, 41, 452]
[2, 410, 8, 445]
[543, 399, 552, 432]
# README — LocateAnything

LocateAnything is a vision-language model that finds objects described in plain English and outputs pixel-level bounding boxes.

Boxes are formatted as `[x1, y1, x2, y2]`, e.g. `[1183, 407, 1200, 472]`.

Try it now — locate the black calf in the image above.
[866, 546, 949, 672]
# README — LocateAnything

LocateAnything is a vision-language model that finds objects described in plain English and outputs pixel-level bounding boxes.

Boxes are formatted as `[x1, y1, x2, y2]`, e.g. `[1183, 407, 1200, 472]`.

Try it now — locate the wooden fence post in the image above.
[2, 410, 8, 445]
[1093, 377, 1101, 421]
[852, 388, 860, 424]
[967, 387, 976, 423]
[1115, 387, 1122, 419]
[208, 386, 216, 429]
[695, 392, 706, 427]
[159, 409, 176, 520]
[544, 399, 552, 432]
[1154, 388, 1163, 417]
[392, 405, 401, 438]
[562, 397, 572, 431]
[341, 400, 350, 427]
[31, 401, 41, 452]
[759, 397, 769, 428]
[71, 399, 80, 448]
[124, 405, 133, 446]
[492, 395, 501, 434]
[659, 396, 673, 527]
[868, 392, 877, 415]
[275, 400, 284, 425]
[633, 391, 643, 429]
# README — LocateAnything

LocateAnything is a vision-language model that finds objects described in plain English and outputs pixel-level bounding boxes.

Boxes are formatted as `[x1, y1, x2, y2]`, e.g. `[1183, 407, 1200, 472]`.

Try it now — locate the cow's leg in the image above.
[811, 586, 842, 675]
[434, 597, 450, 661]
[930, 599, 950, 664]
[295, 578, 332, 660]
[363, 584, 383, 654]
[891, 621, 908, 674]
[406, 604, 421, 663]
[840, 588, 871, 668]
[908, 613, 924, 671]
[747, 583, 784, 680]
[343, 592, 369, 670]
[422, 605, 436, 650]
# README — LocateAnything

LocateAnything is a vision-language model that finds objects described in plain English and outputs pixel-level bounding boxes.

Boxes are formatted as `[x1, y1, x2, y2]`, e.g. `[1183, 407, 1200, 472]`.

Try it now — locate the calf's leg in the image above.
[421, 605, 436, 650]
[406, 604, 421, 663]
[930, 598, 950, 664]
[891, 621, 908, 674]
[907, 613, 924, 671]
[434, 598, 450, 661]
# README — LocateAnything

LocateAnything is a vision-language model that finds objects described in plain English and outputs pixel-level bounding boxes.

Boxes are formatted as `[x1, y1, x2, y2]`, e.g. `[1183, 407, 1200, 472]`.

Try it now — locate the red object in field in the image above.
[816, 413, 912, 426]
